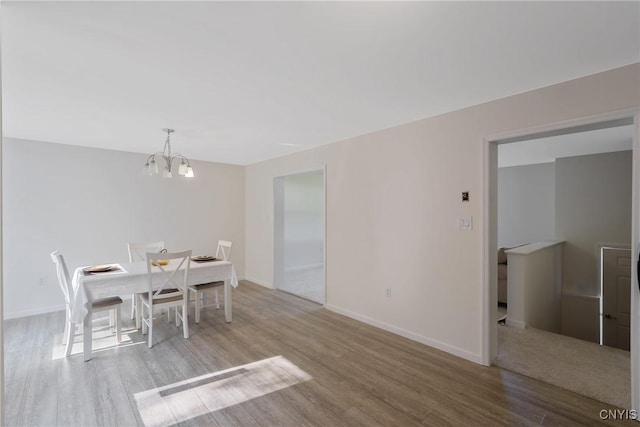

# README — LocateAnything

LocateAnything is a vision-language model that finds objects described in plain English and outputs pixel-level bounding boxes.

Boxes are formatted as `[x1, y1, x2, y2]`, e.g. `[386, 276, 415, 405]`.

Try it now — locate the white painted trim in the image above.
[505, 319, 526, 329]
[3, 304, 66, 320]
[596, 243, 632, 251]
[325, 304, 483, 364]
[485, 108, 639, 145]
[284, 263, 324, 273]
[323, 164, 327, 308]
[273, 175, 284, 291]
[481, 133, 492, 366]
[631, 111, 640, 414]
[505, 240, 564, 255]
[273, 167, 325, 180]
[0, 3, 5, 421]
[245, 276, 273, 289]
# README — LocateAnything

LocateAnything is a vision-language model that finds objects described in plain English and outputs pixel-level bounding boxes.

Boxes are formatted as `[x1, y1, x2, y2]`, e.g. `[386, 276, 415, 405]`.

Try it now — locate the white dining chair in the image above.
[127, 241, 165, 321]
[189, 240, 232, 323]
[50, 250, 122, 357]
[140, 250, 191, 348]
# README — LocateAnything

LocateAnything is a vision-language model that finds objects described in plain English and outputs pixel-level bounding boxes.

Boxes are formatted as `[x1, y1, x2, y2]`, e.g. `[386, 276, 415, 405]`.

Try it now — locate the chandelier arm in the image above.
[171, 153, 191, 165]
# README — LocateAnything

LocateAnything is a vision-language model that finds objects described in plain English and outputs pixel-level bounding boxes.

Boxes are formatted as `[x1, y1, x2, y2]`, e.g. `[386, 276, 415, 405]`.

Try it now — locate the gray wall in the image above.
[498, 162, 555, 248]
[555, 150, 632, 296]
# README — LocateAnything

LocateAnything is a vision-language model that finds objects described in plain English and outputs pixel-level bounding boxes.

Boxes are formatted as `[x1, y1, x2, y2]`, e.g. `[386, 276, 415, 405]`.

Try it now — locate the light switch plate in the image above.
[458, 216, 473, 230]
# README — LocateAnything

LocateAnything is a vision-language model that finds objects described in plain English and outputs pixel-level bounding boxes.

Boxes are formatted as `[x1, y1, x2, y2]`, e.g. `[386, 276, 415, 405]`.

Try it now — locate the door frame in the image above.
[481, 108, 640, 412]
[273, 167, 327, 306]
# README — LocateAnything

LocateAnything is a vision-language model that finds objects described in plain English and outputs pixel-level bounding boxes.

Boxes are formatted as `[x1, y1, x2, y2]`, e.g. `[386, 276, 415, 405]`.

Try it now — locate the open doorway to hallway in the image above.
[274, 169, 326, 304]
[490, 118, 635, 409]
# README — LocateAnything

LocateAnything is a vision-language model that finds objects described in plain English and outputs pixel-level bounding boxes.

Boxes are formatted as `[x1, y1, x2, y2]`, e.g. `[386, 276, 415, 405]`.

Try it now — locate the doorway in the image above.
[274, 169, 326, 304]
[483, 111, 640, 411]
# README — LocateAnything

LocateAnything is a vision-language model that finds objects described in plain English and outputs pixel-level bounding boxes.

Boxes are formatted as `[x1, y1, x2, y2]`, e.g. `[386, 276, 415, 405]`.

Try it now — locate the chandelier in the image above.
[144, 128, 194, 178]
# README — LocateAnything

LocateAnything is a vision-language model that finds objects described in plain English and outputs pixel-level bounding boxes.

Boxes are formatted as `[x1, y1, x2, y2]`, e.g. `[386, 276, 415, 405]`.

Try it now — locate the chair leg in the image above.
[109, 309, 115, 331]
[62, 310, 70, 345]
[141, 304, 148, 335]
[214, 289, 220, 310]
[115, 306, 122, 343]
[135, 295, 142, 330]
[182, 302, 189, 339]
[195, 290, 201, 324]
[148, 306, 153, 348]
[64, 321, 74, 357]
[130, 293, 136, 320]
[175, 306, 180, 327]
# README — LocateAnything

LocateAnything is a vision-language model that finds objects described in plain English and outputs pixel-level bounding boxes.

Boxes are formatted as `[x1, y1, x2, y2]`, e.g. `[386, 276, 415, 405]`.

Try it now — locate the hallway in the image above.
[494, 324, 630, 409]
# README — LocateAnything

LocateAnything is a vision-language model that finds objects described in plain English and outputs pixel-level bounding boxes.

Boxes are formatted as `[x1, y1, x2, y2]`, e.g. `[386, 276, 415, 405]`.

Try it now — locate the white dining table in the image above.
[71, 259, 238, 361]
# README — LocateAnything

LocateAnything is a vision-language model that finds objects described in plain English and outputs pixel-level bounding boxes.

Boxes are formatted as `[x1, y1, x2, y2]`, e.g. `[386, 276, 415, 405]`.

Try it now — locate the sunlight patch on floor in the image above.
[51, 325, 142, 360]
[134, 355, 313, 427]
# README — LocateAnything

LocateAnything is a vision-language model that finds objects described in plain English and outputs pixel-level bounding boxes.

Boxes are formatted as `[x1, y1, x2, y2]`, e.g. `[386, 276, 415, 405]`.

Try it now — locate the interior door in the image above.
[602, 247, 631, 351]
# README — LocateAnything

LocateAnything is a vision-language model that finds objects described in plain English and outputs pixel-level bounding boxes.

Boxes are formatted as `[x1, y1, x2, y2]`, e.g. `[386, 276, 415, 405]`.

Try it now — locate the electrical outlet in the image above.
[38, 277, 46, 287]
[386, 288, 391, 298]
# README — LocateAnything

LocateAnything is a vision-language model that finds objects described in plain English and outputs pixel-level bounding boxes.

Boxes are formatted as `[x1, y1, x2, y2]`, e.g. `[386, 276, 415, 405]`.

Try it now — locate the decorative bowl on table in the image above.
[84, 264, 115, 273]
[151, 259, 169, 266]
[191, 255, 217, 262]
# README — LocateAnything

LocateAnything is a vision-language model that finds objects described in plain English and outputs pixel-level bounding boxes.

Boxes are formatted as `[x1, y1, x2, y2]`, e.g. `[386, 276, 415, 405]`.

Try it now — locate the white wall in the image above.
[556, 151, 632, 296]
[245, 63, 639, 363]
[283, 172, 324, 270]
[2, 138, 245, 319]
[497, 162, 555, 248]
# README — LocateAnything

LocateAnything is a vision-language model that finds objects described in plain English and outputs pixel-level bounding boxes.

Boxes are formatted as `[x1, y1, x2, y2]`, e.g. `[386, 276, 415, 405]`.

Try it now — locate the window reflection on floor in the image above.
[134, 356, 313, 426]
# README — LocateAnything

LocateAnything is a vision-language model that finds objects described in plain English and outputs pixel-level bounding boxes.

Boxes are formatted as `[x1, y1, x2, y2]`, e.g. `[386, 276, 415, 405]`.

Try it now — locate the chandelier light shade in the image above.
[144, 128, 194, 178]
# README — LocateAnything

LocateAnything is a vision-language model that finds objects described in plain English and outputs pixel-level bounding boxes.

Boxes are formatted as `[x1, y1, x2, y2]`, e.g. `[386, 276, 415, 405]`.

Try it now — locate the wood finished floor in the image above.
[4, 281, 633, 426]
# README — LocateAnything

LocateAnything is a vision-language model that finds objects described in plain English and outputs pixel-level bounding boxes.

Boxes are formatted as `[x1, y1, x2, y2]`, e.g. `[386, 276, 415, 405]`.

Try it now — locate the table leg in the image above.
[83, 304, 92, 361]
[224, 279, 232, 323]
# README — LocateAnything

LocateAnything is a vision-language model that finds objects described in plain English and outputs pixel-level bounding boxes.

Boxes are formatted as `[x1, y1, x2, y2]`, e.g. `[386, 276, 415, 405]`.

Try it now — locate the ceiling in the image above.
[498, 125, 634, 168]
[2, 2, 639, 166]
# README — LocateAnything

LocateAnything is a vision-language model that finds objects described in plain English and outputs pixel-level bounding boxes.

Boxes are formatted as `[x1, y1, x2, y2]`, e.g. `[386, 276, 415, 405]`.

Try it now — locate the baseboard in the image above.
[284, 263, 324, 273]
[325, 304, 483, 365]
[4, 304, 66, 320]
[506, 319, 526, 329]
[244, 276, 274, 289]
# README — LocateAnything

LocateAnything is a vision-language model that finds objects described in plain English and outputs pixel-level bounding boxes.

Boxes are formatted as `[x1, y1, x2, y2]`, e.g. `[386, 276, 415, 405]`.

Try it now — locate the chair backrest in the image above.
[50, 250, 74, 308]
[216, 240, 233, 261]
[128, 241, 165, 262]
[146, 250, 192, 301]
